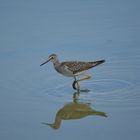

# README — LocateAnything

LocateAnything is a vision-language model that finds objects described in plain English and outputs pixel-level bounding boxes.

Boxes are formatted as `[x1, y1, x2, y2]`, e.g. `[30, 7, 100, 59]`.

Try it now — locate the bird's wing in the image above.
[61, 61, 93, 74]
[61, 60, 105, 74]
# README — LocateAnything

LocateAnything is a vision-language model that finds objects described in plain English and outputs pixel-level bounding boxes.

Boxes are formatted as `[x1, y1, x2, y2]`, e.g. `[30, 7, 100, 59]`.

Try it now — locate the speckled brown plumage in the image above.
[61, 60, 105, 74]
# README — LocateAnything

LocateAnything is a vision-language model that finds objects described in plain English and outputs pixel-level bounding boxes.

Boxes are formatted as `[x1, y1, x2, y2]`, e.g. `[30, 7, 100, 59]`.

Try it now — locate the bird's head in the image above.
[40, 54, 58, 66]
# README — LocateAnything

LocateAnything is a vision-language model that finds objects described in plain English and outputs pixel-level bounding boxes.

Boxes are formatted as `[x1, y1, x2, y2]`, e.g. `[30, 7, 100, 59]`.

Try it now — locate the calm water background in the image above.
[0, 0, 140, 140]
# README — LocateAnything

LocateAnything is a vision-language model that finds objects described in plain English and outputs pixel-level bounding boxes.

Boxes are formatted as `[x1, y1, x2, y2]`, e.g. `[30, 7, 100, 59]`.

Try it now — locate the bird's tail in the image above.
[90, 59, 105, 67]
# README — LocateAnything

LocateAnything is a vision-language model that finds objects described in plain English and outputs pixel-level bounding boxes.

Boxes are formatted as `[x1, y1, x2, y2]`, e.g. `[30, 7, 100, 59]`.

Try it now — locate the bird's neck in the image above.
[53, 59, 60, 66]
[53, 59, 62, 74]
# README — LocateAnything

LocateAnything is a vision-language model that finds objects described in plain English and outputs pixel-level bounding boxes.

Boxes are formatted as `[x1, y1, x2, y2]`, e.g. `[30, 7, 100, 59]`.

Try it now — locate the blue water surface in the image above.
[0, 0, 140, 140]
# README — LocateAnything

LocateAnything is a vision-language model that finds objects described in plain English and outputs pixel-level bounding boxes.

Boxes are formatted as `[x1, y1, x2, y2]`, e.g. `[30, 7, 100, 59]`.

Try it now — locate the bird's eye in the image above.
[51, 56, 54, 59]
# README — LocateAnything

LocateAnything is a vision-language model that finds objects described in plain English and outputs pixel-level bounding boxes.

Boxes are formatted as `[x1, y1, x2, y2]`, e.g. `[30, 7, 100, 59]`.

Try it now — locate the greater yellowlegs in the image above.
[40, 54, 105, 90]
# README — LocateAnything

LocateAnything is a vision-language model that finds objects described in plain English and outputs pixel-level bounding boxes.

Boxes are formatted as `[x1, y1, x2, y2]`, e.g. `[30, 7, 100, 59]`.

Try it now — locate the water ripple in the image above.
[44, 78, 140, 106]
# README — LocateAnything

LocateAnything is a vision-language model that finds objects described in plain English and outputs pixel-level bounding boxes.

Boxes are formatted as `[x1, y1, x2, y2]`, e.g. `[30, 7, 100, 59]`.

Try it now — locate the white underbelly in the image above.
[54, 64, 85, 77]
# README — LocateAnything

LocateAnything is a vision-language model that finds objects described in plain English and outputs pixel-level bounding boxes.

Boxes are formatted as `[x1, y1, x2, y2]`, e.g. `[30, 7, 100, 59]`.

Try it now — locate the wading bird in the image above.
[40, 54, 105, 90]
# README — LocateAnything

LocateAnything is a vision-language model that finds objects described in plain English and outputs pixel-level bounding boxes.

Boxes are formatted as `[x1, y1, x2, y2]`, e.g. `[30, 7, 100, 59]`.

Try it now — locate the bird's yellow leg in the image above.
[76, 81, 80, 90]
[73, 75, 91, 90]
[73, 77, 80, 90]
[74, 81, 80, 90]
[77, 75, 91, 82]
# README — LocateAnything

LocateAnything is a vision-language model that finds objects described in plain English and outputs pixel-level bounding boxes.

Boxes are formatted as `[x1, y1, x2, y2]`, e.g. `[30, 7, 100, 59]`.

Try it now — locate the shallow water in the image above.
[0, 0, 140, 140]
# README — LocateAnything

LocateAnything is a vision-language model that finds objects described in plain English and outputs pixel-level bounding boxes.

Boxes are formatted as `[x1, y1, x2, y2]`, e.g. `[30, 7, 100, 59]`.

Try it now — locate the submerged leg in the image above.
[73, 91, 80, 101]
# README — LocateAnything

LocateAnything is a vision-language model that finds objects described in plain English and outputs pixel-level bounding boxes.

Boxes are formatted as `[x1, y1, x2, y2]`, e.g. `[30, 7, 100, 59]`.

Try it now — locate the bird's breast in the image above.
[54, 64, 74, 77]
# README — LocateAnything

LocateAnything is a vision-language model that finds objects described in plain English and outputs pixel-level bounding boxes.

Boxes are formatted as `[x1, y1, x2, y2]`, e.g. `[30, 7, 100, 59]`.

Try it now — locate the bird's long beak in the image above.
[40, 58, 51, 66]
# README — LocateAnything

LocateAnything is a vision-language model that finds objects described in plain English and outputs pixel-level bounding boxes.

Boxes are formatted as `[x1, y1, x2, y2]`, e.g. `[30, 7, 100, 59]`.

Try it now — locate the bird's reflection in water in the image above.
[43, 92, 107, 130]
